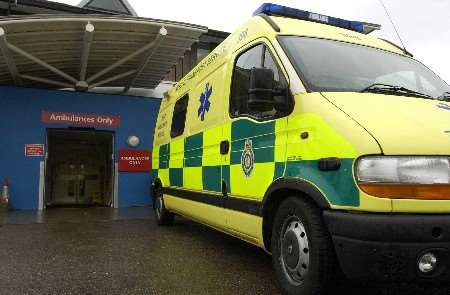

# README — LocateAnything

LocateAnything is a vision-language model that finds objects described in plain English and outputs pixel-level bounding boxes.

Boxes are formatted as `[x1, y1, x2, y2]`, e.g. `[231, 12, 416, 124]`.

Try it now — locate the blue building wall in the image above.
[0, 86, 161, 210]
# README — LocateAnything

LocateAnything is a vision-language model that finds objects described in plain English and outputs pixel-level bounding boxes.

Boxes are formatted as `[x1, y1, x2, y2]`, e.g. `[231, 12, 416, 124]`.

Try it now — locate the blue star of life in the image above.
[198, 83, 212, 121]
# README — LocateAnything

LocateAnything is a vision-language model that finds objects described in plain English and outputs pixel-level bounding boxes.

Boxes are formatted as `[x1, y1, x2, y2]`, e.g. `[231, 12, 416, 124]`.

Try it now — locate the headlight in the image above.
[356, 156, 450, 200]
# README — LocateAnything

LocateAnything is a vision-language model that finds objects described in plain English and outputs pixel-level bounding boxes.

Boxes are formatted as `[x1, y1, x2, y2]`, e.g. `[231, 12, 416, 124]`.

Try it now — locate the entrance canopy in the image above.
[0, 15, 207, 91]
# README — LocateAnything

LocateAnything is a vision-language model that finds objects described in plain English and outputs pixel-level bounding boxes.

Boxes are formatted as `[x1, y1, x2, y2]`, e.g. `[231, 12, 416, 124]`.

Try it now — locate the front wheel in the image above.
[271, 196, 338, 295]
[154, 186, 174, 226]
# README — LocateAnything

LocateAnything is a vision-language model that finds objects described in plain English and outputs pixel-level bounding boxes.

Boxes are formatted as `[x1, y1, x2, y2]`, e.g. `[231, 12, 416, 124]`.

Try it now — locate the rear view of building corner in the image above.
[0, 0, 229, 210]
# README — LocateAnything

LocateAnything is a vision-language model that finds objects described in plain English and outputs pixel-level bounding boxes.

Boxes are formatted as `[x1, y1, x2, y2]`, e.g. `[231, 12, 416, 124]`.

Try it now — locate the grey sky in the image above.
[59, 0, 450, 83]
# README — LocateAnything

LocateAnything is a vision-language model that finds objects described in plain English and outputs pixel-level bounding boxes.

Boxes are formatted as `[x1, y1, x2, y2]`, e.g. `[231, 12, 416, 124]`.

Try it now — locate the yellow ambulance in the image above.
[151, 3, 450, 294]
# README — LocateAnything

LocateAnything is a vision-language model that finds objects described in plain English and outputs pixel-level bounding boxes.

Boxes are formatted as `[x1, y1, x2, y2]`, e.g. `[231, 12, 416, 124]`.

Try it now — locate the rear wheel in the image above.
[271, 196, 338, 295]
[154, 186, 174, 226]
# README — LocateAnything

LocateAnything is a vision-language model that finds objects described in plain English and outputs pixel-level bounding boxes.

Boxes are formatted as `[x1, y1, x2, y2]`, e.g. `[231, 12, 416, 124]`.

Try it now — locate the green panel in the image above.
[185, 133, 203, 150]
[185, 133, 203, 168]
[184, 148, 202, 159]
[169, 168, 183, 187]
[285, 159, 359, 206]
[230, 119, 275, 165]
[202, 166, 221, 192]
[222, 165, 230, 193]
[230, 146, 274, 164]
[185, 157, 202, 167]
[159, 144, 170, 169]
[159, 143, 170, 155]
[274, 162, 285, 180]
[231, 119, 275, 140]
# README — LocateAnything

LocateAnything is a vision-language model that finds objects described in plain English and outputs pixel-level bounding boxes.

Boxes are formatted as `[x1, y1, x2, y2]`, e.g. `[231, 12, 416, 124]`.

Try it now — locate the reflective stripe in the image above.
[163, 187, 262, 216]
[152, 114, 360, 207]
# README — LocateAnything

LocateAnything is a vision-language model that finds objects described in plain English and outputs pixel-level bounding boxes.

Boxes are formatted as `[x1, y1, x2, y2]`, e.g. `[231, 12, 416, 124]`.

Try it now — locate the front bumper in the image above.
[324, 211, 450, 282]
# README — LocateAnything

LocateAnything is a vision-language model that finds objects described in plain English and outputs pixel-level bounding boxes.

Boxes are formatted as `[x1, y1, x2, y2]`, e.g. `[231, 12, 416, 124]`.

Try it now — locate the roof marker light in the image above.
[253, 3, 380, 34]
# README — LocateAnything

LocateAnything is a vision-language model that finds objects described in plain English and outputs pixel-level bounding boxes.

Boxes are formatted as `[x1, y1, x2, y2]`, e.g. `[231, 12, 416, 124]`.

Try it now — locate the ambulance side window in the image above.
[170, 94, 189, 138]
[230, 43, 290, 120]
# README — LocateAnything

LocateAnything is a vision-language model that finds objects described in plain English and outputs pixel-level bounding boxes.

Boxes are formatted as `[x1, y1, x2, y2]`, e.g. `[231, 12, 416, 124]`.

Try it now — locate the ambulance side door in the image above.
[181, 60, 230, 229]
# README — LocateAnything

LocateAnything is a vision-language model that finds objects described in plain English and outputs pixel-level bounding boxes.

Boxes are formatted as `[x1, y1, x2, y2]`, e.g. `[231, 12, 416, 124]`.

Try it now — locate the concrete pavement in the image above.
[0, 207, 448, 295]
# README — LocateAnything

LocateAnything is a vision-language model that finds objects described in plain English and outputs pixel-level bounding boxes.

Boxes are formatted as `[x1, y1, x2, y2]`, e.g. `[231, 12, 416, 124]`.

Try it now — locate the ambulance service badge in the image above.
[241, 139, 254, 178]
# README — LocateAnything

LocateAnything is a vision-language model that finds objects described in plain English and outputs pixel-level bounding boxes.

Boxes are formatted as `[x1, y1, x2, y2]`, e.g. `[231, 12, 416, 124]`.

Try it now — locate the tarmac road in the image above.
[0, 207, 448, 295]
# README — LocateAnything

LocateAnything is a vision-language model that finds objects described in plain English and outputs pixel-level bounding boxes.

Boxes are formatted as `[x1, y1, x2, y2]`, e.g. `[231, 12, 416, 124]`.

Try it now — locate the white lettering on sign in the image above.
[118, 149, 152, 172]
[42, 111, 120, 128]
[25, 144, 45, 157]
[96, 116, 114, 125]
[120, 156, 150, 162]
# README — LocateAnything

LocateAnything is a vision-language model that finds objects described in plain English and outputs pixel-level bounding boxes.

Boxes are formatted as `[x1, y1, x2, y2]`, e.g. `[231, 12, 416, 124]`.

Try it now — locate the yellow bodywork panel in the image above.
[158, 168, 169, 188]
[286, 113, 357, 160]
[164, 194, 226, 229]
[322, 92, 450, 155]
[274, 119, 288, 163]
[225, 208, 264, 247]
[392, 199, 450, 213]
[169, 138, 184, 169]
[152, 146, 160, 170]
[230, 162, 275, 199]
[183, 167, 203, 191]
[202, 126, 223, 167]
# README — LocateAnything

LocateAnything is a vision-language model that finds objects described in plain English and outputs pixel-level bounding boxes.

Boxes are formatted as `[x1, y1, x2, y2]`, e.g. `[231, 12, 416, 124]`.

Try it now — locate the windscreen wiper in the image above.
[437, 91, 450, 101]
[361, 83, 434, 99]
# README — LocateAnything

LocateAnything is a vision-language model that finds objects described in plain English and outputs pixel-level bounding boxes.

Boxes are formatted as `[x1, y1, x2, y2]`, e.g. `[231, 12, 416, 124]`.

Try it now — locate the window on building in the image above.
[230, 44, 290, 120]
[170, 95, 189, 138]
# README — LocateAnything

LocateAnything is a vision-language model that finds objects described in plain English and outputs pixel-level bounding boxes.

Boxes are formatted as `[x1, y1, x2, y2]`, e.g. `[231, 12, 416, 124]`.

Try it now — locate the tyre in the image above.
[154, 185, 174, 226]
[271, 196, 338, 295]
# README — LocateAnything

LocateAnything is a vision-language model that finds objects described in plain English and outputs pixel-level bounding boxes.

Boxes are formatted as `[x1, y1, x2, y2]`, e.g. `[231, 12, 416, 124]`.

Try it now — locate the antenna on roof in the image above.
[378, 0, 409, 55]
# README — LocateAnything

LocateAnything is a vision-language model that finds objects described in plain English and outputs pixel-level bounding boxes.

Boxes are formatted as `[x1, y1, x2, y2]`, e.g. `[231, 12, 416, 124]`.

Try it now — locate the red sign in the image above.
[41, 111, 120, 128]
[118, 150, 152, 172]
[25, 144, 44, 157]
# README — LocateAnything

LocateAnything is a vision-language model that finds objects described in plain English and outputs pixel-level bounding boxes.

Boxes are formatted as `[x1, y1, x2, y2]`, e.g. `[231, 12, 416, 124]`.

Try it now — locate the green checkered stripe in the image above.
[152, 119, 359, 206]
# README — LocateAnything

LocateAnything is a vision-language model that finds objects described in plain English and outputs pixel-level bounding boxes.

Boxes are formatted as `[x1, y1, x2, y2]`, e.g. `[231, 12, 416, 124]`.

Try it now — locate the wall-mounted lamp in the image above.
[126, 135, 140, 148]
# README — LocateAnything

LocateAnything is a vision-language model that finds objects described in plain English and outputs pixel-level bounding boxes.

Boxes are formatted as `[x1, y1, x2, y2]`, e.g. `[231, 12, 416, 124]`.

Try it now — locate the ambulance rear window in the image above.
[170, 95, 189, 138]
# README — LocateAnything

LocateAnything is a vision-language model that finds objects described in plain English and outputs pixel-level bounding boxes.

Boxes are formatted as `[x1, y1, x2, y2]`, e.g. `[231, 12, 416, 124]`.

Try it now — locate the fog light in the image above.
[418, 253, 437, 273]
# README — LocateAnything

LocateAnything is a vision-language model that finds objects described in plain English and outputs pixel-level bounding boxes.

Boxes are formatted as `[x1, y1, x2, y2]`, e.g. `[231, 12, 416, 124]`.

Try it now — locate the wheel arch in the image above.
[260, 177, 331, 252]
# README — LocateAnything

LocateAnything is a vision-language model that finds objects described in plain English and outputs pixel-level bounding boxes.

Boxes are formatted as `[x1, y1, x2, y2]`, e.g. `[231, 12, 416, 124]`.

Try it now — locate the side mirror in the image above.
[248, 67, 275, 112]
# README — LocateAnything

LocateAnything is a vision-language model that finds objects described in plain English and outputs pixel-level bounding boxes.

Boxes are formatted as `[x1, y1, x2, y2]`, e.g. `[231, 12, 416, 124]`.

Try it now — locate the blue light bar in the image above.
[254, 3, 365, 33]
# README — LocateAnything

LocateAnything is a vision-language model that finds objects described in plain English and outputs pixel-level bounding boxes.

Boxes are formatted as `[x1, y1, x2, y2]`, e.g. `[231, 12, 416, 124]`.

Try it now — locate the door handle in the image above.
[220, 140, 230, 155]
